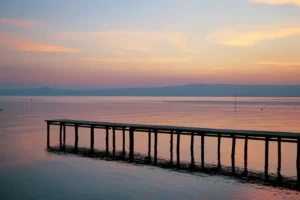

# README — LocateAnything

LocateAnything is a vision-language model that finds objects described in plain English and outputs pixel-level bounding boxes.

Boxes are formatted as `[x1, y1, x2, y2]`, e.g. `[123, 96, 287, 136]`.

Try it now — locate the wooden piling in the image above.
[265, 136, 269, 179]
[244, 135, 248, 175]
[112, 127, 116, 156]
[170, 130, 173, 164]
[148, 130, 151, 161]
[177, 131, 180, 166]
[190, 131, 195, 167]
[277, 137, 281, 176]
[297, 138, 300, 182]
[63, 123, 66, 151]
[106, 127, 109, 154]
[217, 133, 221, 168]
[154, 130, 158, 165]
[90, 125, 94, 153]
[201, 134, 205, 168]
[122, 127, 125, 154]
[129, 128, 134, 161]
[47, 122, 50, 149]
[75, 124, 78, 153]
[231, 134, 236, 173]
[59, 123, 62, 150]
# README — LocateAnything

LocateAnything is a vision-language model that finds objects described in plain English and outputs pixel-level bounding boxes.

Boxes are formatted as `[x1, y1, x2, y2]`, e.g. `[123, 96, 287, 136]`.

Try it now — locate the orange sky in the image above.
[0, 0, 300, 88]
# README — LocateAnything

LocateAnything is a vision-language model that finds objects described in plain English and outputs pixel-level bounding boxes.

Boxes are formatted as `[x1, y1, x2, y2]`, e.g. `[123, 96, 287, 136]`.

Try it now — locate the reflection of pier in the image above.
[47, 146, 300, 191]
[46, 119, 300, 184]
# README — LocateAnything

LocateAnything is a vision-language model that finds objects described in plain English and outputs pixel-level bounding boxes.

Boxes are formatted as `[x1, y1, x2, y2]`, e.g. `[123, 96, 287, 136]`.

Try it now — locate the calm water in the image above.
[1, 96, 300, 199]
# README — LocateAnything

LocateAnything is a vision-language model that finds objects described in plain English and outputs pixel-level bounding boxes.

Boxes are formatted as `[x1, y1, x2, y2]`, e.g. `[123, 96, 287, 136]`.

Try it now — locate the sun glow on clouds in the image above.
[249, 0, 300, 6]
[208, 26, 300, 47]
[60, 31, 194, 53]
[0, 32, 80, 53]
[0, 18, 38, 29]
[80, 57, 190, 63]
[258, 61, 300, 66]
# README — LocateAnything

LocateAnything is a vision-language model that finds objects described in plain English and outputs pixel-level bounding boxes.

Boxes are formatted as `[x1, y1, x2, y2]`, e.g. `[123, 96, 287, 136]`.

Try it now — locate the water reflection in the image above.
[47, 146, 300, 191]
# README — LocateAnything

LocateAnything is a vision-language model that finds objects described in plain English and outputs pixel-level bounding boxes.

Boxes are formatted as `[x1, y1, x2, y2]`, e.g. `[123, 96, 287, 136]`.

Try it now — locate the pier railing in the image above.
[45, 119, 300, 183]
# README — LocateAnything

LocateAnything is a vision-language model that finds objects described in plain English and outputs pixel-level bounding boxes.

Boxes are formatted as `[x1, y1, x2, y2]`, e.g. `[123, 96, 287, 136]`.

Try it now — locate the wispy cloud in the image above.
[208, 26, 300, 47]
[80, 57, 190, 63]
[0, 18, 38, 29]
[258, 61, 300, 66]
[59, 31, 194, 53]
[249, 0, 300, 6]
[0, 32, 80, 52]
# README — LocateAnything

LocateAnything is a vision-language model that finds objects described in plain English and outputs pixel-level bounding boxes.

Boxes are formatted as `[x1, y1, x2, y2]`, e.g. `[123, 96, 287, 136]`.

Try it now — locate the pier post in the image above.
[177, 131, 180, 166]
[170, 130, 173, 164]
[244, 135, 248, 175]
[297, 138, 300, 182]
[59, 123, 62, 150]
[190, 131, 194, 167]
[231, 134, 236, 173]
[112, 127, 116, 156]
[154, 130, 158, 165]
[217, 133, 221, 169]
[148, 130, 151, 161]
[122, 128, 125, 155]
[90, 125, 94, 153]
[201, 134, 205, 169]
[47, 122, 50, 149]
[74, 124, 78, 153]
[129, 128, 134, 161]
[63, 123, 66, 151]
[106, 127, 109, 154]
[265, 136, 269, 179]
[277, 137, 281, 177]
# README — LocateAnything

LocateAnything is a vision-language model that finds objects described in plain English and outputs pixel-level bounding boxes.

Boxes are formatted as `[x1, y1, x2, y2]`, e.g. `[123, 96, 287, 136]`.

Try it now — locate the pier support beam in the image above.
[231, 134, 236, 173]
[112, 127, 116, 156]
[106, 127, 109, 154]
[90, 125, 94, 153]
[63, 123, 66, 151]
[244, 135, 248, 175]
[122, 128, 125, 155]
[170, 130, 173, 164]
[190, 131, 194, 167]
[129, 128, 134, 161]
[148, 130, 151, 161]
[59, 123, 62, 150]
[201, 134, 205, 169]
[154, 130, 158, 165]
[265, 136, 269, 179]
[277, 137, 281, 177]
[74, 124, 78, 153]
[297, 138, 300, 182]
[47, 122, 50, 149]
[217, 133, 221, 169]
[177, 131, 180, 166]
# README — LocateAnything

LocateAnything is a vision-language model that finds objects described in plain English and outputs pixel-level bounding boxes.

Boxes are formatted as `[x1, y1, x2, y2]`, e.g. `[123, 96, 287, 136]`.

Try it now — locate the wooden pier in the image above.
[45, 119, 300, 181]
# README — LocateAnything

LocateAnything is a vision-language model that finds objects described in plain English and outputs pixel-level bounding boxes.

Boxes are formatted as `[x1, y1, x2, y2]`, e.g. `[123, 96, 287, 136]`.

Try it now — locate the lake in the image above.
[1, 96, 300, 199]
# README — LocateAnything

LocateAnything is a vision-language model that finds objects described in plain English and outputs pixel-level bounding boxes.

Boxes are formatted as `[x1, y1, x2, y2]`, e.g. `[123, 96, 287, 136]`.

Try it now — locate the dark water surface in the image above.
[1, 96, 300, 200]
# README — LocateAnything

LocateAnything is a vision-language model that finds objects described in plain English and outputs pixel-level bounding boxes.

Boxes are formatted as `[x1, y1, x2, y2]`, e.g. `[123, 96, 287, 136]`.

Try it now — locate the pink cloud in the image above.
[0, 18, 38, 29]
[0, 32, 80, 53]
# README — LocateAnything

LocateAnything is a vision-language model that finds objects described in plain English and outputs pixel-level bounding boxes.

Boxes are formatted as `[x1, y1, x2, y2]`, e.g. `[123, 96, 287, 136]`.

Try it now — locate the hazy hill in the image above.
[1, 84, 300, 97]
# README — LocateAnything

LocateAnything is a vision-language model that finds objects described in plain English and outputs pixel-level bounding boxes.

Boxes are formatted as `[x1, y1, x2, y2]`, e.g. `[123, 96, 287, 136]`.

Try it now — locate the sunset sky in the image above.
[1, 0, 300, 88]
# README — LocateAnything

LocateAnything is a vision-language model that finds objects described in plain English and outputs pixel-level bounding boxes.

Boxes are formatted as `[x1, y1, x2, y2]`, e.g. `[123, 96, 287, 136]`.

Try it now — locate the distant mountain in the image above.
[1, 84, 300, 97]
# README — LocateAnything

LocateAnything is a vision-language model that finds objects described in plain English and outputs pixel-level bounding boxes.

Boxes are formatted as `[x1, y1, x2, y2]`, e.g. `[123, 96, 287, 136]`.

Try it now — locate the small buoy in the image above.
[261, 108, 263, 111]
